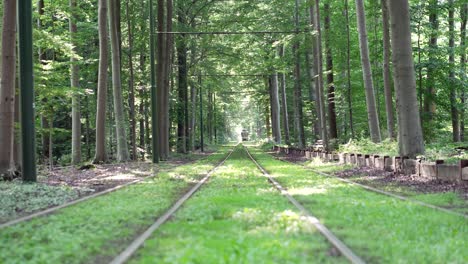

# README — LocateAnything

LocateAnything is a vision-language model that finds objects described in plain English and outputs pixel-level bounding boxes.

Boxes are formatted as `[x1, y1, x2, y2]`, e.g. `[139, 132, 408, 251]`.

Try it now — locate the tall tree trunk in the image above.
[424, 0, 438, 137]
[270, 73, 281, 143]
[344, 0, 354, 138]
[355, 0, 381, 143]
[305, 47, 320, 139]
[145, 95, 151, 154]
[460, 4, 467, 141]
[109, 0, 130, 161]
[139, 88, 145, 159]
[416, 2, 424, 116]
[311, 1, 328, 150]
[94, 0, 109, 163]
[308, 11, 323, 141]
[139, 16, 147, 158]
[126, 0, 137, 159]
[213, 93, 217, 142]
[156, 0, 164, 159]
[381, 0, 395, 139]
[448, 0, 459, 142]
[164, 0, 173, 157]
[207, 87, 213, 143]
[279, 46, 291, 145]
[48, 118, 53, 170]
[293, 0, 305, 148]
[157, 0, 172, 159]
[265, 102, 271, 139]
[37, 0, 49, 163]
[70, 0, 81, 164]
[14, 90, 21, 171]
[85, 94, 91, 160]
[190, 82, 197, 151]
[388, 0, 425, 157]
[176, 28, 188, 153]
[0, 0, 17, 177]
[324, 1, 337, 140]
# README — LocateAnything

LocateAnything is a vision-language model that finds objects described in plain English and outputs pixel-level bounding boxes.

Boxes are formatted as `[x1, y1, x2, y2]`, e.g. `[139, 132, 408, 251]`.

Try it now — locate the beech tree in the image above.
[94, 0, 109, 163]
[269, 73, 281, 143]
[355, 0, 381, 143]
[460, 3, 467, 141]
[424, 0, 439, 134]
[311, 0, 328, 150]
[109, 0, 130, 161]
[381, 0, 395, 139]
[388, 0, 424, 157]
[324, 1, 337, 140]
[279, 45, 290, 145]
[70, 0, 81, 164]
[0, 0, 16, 177]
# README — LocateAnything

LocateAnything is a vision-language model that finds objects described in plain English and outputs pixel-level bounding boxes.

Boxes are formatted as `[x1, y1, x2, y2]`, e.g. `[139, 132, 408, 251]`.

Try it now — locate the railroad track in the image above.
[270, 150, 468, 219]
[110, 146, 235, 264]
[112, 144, 364, 264]
[243, 145, 366, 264]
[0, 152, 221, 230]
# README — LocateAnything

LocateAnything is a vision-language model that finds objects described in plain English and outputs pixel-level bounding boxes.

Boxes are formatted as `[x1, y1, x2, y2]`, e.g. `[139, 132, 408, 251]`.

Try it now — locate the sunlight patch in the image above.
[232, 208, 263, 224]
[100, 173, 136, 181]
[288, 187, 328, 195]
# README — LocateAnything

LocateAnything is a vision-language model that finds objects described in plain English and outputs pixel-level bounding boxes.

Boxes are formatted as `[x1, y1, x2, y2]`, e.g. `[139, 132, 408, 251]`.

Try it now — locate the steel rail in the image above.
[272, 152, 468, 219]
[110, 147, 236, 264]
[244, 146, 366, 264]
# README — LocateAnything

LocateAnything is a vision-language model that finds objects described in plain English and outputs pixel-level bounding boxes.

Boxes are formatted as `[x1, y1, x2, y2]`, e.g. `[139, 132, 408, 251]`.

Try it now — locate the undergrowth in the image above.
[0, 181, 84, 223]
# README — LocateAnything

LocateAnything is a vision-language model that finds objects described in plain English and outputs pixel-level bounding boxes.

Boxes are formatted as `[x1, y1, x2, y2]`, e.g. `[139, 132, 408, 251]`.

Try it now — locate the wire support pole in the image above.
[149, 0, 159, 163]
[18, 0, 37, 182]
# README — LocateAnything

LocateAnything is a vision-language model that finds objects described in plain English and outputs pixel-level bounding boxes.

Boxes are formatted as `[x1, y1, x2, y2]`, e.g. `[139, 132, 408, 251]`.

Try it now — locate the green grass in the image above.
[288, 153, 467, 215]
[339, 174, 468, 215]
[250, 147, 467, 263]
[130, 146, 346, 264]
[0, 147, 231, 264]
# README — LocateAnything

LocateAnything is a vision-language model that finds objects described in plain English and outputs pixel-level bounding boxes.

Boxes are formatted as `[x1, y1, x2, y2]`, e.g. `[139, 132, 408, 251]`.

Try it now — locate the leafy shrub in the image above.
[0, 180, 80, 222]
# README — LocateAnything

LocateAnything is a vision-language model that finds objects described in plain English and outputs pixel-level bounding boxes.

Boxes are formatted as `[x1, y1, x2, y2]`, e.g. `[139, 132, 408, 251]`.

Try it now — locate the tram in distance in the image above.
[241, 130, 249, 141]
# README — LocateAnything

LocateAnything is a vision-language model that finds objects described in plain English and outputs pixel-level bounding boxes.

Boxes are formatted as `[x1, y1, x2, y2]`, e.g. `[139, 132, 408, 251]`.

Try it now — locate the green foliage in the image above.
[8, 0, 466, 166]
[0, 181, 80, 222]
[339, 138, 399, 156]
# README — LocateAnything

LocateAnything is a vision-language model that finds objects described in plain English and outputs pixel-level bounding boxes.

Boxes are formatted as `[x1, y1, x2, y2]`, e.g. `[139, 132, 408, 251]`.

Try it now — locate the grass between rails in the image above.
[130, 146, 346, 264]
[250, 147, 468, 263]
[0, 147, 231, 264]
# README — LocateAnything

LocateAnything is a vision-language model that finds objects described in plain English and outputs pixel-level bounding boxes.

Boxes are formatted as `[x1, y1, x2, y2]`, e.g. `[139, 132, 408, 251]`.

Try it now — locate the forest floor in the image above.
[270, 150, 468, 214]
[0, 150, 214, 224]
[41, 151, 213, 193]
